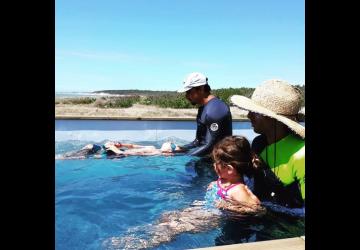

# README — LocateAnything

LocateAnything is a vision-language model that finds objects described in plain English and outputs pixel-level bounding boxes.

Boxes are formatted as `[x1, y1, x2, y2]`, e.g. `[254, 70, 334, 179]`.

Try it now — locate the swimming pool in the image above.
[55, 120, 305, 250]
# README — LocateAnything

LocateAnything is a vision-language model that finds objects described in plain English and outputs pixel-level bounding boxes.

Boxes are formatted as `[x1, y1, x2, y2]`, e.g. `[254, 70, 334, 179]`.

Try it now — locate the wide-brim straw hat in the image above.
[230, 79, 305, 139]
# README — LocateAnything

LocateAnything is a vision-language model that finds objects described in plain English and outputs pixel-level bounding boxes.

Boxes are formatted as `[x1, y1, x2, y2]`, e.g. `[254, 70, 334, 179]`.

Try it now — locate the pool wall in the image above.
[55, 119, 259, 142]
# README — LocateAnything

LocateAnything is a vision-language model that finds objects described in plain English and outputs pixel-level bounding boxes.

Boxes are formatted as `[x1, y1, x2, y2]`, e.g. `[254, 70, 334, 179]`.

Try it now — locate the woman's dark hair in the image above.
[212, 136, 253, 176]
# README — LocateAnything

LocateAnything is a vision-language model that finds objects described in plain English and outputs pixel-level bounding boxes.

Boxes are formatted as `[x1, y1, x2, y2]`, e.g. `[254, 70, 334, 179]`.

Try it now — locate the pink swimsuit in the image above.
[216, 178, 241, 200]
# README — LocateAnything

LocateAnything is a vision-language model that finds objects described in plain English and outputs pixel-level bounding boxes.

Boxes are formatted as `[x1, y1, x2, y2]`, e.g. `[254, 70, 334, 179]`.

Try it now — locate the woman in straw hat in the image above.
[230, 79, 305, 209]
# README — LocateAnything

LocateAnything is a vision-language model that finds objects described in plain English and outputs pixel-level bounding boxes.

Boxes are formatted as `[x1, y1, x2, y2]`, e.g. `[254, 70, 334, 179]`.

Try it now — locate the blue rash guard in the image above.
[184, 97, 233, 157]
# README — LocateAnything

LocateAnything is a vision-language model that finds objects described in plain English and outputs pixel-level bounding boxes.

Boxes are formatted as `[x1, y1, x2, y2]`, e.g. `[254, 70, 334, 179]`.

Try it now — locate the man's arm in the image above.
[187, 137, 214, 156]
[181, 139, 200, 150]
[187, 119, 225, 157]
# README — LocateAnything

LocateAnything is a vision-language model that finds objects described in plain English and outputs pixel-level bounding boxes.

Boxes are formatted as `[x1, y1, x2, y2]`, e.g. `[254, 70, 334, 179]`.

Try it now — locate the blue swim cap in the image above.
[92, 144, 102, 153]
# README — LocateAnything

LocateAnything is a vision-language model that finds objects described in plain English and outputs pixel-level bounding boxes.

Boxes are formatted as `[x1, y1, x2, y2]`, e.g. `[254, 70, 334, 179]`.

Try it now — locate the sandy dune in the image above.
[55, 103, 249, 119]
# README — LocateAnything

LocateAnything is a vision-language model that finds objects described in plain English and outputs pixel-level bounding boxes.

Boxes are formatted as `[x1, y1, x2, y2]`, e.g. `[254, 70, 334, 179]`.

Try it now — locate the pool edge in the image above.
[55, 116, 250, 121]
[190, 236, 305, 250]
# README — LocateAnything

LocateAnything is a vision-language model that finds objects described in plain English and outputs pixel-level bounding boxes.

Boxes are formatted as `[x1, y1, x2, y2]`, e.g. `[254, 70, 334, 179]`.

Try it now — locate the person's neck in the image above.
[264, 123, 290, 145]
[200, 94, 215, 106]
[219, 175, 244, 186]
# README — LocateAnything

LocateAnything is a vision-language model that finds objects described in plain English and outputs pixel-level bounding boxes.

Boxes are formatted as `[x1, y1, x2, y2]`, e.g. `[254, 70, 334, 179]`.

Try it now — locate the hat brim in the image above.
[177, 82, 207, 93]
[177, 86, 192, 93]
[230, 95, 305, 139]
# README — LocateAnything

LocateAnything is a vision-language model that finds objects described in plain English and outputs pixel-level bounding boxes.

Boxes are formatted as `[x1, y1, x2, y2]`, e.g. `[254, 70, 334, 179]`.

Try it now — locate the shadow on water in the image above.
[214, 210, 304, 246]
[185, 157, 217, 179]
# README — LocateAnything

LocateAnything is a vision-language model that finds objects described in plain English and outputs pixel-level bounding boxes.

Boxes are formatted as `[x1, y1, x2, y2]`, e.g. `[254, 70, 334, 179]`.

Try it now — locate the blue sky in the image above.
[55, 0, 304, 92]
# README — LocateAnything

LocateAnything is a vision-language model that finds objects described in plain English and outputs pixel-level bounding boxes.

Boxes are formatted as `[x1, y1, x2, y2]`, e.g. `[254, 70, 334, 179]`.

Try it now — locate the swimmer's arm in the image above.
[124, 149, 162, 156]
[161, 152, 175, 156]
[120, 143, 135, 148]
[120, 143, 150, 149]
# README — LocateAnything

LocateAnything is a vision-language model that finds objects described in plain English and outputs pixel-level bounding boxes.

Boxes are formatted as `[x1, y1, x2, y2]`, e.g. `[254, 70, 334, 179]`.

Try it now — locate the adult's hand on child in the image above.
[252, 153, 263, 170]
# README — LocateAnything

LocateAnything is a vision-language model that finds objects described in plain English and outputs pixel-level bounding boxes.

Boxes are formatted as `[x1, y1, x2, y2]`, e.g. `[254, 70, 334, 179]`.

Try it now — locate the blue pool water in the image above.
[55, 120, 305, 250]
[56, 144, 304, 250]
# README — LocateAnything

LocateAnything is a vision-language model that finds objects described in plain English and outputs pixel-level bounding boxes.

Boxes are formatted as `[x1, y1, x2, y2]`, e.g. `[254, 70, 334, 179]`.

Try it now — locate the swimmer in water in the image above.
[55, 141, 186, 160]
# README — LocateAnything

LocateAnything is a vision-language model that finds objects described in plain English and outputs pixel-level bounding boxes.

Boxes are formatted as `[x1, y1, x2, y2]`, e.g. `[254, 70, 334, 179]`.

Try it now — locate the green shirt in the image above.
[259, 134, 305, 199]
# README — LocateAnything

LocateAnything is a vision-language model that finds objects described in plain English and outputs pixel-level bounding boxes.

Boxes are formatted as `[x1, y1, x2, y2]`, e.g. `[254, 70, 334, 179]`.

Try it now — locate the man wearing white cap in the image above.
[178, 72, 233, 157]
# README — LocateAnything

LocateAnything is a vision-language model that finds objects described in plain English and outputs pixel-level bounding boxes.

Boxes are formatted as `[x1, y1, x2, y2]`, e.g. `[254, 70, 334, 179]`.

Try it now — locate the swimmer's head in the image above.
[160, 142, 179, 153]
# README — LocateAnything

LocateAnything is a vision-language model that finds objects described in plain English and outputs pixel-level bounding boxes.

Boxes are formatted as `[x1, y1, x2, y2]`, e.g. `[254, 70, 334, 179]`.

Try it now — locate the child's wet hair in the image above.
[212, 136, 253, 176]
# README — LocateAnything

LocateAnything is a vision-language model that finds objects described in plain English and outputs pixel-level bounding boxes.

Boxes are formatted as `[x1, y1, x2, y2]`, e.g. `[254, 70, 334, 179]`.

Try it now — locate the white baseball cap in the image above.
[177, 72, 208, 93]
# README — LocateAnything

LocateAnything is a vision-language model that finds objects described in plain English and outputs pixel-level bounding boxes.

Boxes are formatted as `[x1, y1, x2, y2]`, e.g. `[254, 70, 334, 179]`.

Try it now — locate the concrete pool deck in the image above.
[192, 237, 305, 250]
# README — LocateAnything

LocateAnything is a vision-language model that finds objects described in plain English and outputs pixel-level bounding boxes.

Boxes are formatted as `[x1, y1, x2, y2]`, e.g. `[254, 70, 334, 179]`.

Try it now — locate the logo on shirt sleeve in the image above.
[210, 123, 219, 131]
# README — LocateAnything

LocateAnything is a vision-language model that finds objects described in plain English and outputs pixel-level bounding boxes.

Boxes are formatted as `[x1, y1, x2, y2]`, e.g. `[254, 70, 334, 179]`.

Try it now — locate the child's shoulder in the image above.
[230, 183, 252, 196]
[207, 181, 217, 190]
[233, 183, 247, 191]
[229, 183, 260, 204]
[208, 181, 217, 186]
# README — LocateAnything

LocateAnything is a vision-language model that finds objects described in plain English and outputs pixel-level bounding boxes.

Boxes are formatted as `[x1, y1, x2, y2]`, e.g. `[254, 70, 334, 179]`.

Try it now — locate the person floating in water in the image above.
[177, 72, 233, 157]
[231, 79, 305, 210]
[55, 141, 186, 160]
[102, 136, 266, 249]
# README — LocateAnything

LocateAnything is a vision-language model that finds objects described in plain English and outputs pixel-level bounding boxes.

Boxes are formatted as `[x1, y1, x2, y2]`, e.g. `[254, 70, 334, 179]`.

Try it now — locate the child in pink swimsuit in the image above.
[206, 135, 260, 210]
[103, 136, 264, 249]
